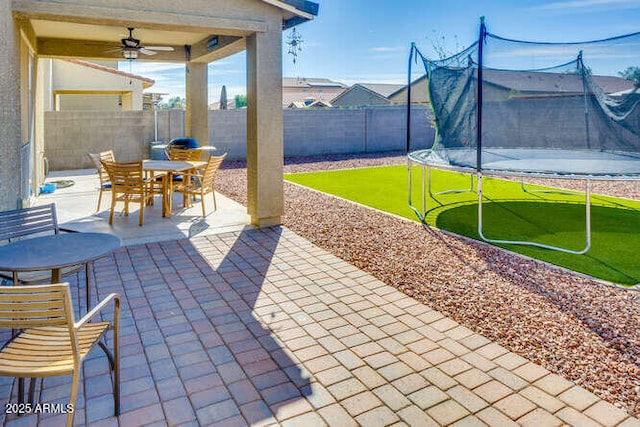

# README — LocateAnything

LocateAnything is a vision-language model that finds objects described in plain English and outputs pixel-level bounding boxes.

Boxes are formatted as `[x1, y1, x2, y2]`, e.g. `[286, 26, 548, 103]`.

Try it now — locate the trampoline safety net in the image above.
[411, 20, 640, 176]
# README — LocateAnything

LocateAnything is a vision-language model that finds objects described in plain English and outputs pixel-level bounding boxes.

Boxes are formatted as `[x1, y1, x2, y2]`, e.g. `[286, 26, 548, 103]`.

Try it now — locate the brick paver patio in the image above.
[1, 226, 638, 426]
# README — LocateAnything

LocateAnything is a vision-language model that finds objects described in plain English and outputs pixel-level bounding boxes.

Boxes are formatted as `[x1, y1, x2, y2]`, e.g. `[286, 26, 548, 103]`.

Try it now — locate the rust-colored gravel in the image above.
[217, 152, 640, 417]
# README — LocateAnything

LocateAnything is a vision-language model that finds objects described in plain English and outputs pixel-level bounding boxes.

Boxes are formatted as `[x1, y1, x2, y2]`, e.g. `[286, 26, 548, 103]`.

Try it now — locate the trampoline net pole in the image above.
[476, 17, 486, 174]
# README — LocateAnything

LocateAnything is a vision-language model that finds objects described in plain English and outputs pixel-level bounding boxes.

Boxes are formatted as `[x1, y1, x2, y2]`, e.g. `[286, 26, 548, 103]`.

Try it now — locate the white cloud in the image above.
[370, 46, 404, 53]
[535, 0, 640, 11]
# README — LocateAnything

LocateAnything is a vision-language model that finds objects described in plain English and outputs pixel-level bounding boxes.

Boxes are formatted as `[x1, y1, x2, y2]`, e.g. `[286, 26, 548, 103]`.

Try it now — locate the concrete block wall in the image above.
[284, 109, 366, 157]
[210, 109, 247, 158]
[211, 105, 434, 159]
[44, 111, 155, 170]
[44, 106, 435, 170]
[154, 109, 186, 144]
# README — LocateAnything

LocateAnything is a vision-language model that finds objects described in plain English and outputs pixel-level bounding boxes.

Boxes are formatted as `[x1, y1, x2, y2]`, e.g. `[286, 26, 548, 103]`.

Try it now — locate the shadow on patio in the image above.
[2, 227, 316, 425]
[38, 168, 252, 246]
[1, 168, 637, 426]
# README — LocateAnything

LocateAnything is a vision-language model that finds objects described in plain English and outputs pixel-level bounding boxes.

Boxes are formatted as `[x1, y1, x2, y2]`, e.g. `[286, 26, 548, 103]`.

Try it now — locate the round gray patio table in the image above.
[0, 232, 122, 309]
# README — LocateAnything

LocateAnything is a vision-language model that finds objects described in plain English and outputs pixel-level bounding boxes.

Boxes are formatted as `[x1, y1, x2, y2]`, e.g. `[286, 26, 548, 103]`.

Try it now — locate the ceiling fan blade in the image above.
[139, 48, 158, 56]
[145, 46, 175, 51]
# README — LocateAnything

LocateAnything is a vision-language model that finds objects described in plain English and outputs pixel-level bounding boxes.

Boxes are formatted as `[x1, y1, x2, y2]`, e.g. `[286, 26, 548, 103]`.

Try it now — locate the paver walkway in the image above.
[1, 227, 638, 426]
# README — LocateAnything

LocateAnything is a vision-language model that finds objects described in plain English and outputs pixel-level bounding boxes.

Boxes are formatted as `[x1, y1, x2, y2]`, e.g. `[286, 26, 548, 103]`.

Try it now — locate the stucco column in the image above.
[185, 62, 209, 144]
[0, 5, 22, 210]
[246, 29, 283, 227]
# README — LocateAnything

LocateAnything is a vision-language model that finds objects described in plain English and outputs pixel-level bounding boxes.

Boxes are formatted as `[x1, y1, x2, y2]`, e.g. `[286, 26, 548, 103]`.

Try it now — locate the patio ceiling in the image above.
[13, 0, 317, 63]
[22, 18, 248, 63]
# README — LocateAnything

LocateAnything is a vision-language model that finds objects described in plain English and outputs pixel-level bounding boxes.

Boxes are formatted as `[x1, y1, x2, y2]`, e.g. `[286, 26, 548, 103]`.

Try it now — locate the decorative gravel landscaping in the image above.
[216, 152, 640, 417]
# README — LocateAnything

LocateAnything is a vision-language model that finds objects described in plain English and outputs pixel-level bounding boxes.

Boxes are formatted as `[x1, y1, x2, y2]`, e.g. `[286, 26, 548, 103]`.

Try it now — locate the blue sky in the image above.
[125, 0, 640, 104]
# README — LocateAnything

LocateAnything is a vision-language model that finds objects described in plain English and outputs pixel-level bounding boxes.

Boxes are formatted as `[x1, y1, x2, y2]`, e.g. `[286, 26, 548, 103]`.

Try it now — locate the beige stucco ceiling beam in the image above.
[37, 37, 188, 62]
[12, 1, 267, 36]
[188, 36, 246, 64]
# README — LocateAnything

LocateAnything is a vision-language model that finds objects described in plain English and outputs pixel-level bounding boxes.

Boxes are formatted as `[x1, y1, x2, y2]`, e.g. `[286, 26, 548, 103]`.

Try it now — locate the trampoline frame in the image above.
[407, 154, 595, 254]
[405, 20, 640, 255]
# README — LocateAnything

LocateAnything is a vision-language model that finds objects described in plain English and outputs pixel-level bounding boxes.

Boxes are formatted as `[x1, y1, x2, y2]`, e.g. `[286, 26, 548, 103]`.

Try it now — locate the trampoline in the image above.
[406, 19, 640, 254]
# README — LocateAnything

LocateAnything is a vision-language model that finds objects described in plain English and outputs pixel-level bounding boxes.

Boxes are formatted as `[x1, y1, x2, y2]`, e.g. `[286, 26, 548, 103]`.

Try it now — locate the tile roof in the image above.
[283, 77, 347, 88]
[483, 69, 635, 94]
[356, 83, 406, 98]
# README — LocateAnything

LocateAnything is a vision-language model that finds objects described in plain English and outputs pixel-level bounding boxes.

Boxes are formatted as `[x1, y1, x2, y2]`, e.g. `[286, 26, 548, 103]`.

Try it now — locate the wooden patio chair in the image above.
[0, 204, 83, 285]
[101, 160, 155, 226]
[87, 150, 115, 212]
[169, 147, 203, 162]
[0, 283, 120, 427]
[173, 154, 227, 217]
[168, 147, 204, 188]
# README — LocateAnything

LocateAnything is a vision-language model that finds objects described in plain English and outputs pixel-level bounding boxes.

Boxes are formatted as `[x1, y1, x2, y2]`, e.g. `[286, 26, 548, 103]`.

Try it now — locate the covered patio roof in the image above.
[13, 0, 318, 63]
[2, 0, 319, 226]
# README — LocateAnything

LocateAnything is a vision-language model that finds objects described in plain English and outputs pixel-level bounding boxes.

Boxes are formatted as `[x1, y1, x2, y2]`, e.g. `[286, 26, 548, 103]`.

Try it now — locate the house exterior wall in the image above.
[390, 77, 430, 104]
[49, 59, 144, 110]
[0, 3, 22, 210]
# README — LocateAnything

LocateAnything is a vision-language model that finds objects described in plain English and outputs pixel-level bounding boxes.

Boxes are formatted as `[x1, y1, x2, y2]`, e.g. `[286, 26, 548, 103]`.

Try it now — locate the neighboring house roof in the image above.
[287, 100, 331, 108]
[282, 77, 346, 107]
[482, 69, 635, 95]
[283, 77, 347, 89]
[63, 59, 155, 89]
[330, 83, 405, 105]
[209, 99, 238, 110]
[357, 83, 406, 98]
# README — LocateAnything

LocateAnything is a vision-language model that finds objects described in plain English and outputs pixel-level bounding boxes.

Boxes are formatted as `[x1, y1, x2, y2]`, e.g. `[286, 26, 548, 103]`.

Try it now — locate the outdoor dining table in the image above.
[0, 232, 122, 309]
[143, 159, 206, 218]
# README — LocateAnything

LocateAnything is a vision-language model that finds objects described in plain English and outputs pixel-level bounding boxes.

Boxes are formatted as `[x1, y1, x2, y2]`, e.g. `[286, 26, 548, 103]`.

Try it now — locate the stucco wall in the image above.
[44, 106, 435, 170]
[0, 6, 23, 210]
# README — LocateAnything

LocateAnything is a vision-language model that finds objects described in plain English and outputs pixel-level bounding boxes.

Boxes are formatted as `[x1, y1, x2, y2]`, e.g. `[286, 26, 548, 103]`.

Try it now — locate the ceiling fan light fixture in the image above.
[122, 47, 138, 60]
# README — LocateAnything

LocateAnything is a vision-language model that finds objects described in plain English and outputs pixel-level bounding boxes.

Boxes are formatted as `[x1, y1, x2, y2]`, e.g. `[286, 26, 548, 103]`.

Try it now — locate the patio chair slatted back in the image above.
[0, 203, 59, 242]
[0, 283, 120, 427]
[201, 154, 226, 190]
[173, 154, 227, 217]
[0, 204, 86, 286]
[88, 150, 115, 212]
[101, 160, 154, 226]
[169, 148, 203, 162]
[0, 283, 71, 329]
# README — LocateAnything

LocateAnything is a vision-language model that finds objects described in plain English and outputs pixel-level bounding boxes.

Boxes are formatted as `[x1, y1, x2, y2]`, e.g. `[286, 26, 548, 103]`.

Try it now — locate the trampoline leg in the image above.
[431, 169, 474, 196]
[478, 173, 591, 255]
[477, 172, 483, 238]
[408, 159, 428, 223]
[520, 177, 583, 196]
[423, 167, 427, 215]
[584, 179, 591, 253]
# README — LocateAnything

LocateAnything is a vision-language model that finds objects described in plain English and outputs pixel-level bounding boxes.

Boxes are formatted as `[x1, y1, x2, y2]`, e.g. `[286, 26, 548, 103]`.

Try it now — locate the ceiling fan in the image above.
[119, 27, 174, 60]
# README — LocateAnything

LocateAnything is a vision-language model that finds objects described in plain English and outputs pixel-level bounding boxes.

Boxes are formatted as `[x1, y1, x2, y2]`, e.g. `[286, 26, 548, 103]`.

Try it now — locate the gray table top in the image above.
[0, 232, 122, 272]
[143, 160, 206, 172]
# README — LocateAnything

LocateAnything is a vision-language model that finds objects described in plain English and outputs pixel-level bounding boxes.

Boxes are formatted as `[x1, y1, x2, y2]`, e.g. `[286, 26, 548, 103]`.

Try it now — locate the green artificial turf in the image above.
[284, 165, 640, 286]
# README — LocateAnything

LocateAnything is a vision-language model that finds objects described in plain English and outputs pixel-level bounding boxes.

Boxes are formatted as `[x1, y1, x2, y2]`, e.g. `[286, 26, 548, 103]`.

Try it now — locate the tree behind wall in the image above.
[619, 66, 640, 83]
[234, 94, 247, 108]
[159, 96, 185, 110]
